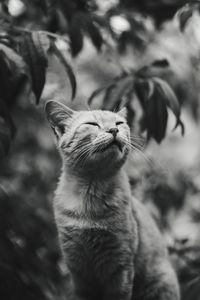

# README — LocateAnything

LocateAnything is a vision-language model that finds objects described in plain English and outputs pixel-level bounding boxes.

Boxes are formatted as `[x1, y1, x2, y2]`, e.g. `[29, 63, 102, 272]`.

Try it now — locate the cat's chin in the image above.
[95, 144, 126, 159]
[93, 139, 125, 155]
[101, 140, 123, 153]
[94, 144, 129, 167]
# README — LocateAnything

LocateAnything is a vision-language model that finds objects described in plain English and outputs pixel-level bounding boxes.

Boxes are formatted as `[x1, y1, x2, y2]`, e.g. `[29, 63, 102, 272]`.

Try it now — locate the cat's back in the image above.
[131, 197, 179, 299]
[131, 197, 167, 258]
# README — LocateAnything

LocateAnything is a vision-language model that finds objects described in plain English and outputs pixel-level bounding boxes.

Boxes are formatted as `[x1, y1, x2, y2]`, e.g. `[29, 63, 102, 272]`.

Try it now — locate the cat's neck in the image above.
[55, 165, 131, 219]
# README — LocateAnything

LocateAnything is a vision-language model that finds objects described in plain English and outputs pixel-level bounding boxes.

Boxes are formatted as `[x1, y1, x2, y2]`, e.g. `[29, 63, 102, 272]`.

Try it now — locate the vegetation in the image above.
[0, 0, 200, 299]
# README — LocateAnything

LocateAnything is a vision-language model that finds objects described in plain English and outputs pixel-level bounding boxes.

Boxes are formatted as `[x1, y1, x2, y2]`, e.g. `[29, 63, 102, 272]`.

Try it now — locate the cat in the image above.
[45, 100, 180, 300]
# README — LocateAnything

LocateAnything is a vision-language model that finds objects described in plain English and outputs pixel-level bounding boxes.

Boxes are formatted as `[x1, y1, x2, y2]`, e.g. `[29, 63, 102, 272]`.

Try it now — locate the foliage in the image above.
[89, 59, 184, 143]
[0, 28, 76, 158]
[0, 0, 188, 157]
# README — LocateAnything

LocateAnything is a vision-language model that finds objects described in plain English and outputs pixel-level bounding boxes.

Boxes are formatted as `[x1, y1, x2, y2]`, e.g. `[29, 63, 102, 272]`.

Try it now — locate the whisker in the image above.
[129, 134, 146, 142]
[120, 134, 145, 151]
[73, 145, 92, 167]
[120, 135, 154, 166]
[92, 142, 106, 153]
[79, 149, 92, 167]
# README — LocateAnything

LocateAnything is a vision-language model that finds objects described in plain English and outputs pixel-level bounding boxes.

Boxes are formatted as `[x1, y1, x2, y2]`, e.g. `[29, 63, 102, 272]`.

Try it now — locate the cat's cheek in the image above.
[59, 138, 73, 154]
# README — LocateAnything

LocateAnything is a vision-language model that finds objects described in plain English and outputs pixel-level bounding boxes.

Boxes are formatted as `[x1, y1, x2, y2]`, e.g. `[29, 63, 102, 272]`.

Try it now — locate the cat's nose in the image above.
[108, 127, 119, 137]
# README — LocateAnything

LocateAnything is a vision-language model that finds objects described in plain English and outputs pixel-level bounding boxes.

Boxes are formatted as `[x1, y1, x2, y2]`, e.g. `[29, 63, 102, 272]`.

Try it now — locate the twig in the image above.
[7, 25, 70, 44]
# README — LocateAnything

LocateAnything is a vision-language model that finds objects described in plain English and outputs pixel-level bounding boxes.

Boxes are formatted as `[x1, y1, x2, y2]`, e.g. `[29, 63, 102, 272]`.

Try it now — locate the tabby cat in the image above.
[45, 100, 180, 300]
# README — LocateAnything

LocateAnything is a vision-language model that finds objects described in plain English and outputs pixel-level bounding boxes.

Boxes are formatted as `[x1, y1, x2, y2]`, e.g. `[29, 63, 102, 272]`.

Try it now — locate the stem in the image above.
[9, 25, 70, 44]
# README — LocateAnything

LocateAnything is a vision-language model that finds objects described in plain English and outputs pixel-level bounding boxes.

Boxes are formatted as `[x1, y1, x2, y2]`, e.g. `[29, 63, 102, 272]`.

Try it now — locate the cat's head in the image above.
[45, 101, 130, 177]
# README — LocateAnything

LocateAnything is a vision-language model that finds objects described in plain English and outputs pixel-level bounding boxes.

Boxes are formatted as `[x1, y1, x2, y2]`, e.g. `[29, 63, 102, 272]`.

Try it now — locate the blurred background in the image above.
[0, 0, 200, 299]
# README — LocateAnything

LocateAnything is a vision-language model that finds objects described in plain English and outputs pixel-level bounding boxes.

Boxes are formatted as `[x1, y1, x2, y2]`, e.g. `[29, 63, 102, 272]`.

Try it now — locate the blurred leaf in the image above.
[68, 15, 84, 57]
[135, 78, 154, 107]
[0, 46, 30, 156]
[151, 59, 169, 68]
[0, 32, 15, 49]
[50, 41, 77, 100]
[118, 30, 145, 53]
[136, 58, 170, 78]
[0, 115, 12, 158]
[32, 31, 50, 53]
[178, 4, 194, 31]
[103, 75, 134, 110]
[145, 87, 169, 143]
[85, 20, 103, 51]
[68, 10, 104, 56]
[20, 32, 48, 104]
[0, 97, 15, 157]
[88, 84, 115, 105]
[0, 49, 13, 104]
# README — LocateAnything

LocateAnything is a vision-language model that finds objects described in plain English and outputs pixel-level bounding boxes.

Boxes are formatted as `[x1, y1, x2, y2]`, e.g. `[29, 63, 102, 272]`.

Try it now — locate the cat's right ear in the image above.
[45, 101, 74, 137]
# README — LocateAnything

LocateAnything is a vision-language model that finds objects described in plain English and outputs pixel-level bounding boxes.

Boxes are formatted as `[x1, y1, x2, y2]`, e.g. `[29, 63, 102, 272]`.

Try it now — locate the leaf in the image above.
[88, 83, 115, 106]
[69, 16, 84, 56]
[102, 75, 134, 110]
[0, 98, 15, 157]
[50, 41, 77, 100]
[20, 32, 48, 104]
[0, 33, 15, 49]
[0, 116, 12, 157]
[134, 78, 154, 108]
[0, 50, 13, 104]
[85, 20, 103, 51]
[152, 77, 184, 134]
[135, 76, 184, 142]
[151, 59, 169, 68]
[135, 58, 170, 79]
[0, 45, 28, 106]
[0, 44, 30, 156]
[145, 89, 169, 143]
[178, 5, 194, 31]
[32, 31, 50, 53]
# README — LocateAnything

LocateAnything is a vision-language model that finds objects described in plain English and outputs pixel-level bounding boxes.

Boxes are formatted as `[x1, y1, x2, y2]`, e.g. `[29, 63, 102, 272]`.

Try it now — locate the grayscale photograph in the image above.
[0, 0, 199, 300]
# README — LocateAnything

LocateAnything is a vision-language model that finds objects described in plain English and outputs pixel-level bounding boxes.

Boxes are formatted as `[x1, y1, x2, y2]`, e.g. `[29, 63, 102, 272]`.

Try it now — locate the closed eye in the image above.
[85, 122, 99, 126]
[116, 121, 124, 126]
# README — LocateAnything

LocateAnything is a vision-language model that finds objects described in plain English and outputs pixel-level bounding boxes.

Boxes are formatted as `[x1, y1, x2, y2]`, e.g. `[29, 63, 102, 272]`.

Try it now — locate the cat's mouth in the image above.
[101, 140, 123, 152]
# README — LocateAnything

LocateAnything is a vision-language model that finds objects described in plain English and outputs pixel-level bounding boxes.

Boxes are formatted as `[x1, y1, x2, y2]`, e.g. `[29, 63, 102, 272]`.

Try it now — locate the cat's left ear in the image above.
[45, 100, 74, 137]
[118, 107, 127, 119]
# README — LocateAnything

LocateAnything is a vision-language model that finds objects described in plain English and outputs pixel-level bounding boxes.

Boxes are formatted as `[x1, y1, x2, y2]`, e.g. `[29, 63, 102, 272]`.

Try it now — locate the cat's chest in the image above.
[61, 226, 135, 282]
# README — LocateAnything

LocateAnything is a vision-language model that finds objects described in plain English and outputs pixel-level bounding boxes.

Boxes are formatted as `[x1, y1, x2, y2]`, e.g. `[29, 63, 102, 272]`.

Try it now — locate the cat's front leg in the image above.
[103, 289, 132, 300]
[133, 262, 180, 300]
[103, 269, 133, 300]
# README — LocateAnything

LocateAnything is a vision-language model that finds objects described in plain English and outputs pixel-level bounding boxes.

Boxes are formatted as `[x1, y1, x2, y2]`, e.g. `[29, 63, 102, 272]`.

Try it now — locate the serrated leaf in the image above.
[50, 41, 77, 100]
[20, 33, 48, 104]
